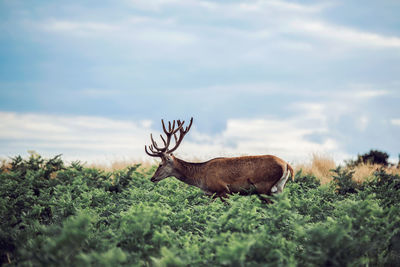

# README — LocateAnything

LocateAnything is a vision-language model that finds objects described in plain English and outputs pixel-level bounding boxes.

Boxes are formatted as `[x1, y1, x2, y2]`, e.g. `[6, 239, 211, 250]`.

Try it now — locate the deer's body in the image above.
[145, 117, 294, 202]
[171, 155, 293, 197]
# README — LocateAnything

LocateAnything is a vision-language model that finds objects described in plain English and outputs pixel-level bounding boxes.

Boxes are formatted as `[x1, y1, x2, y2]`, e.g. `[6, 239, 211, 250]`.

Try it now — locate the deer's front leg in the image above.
[210, 192, 229, 202]
[209, 183, 230, 202]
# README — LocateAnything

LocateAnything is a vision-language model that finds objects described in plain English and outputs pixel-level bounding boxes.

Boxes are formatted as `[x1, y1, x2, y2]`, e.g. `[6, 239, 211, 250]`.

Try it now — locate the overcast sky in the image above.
[1, 0, 399, 165]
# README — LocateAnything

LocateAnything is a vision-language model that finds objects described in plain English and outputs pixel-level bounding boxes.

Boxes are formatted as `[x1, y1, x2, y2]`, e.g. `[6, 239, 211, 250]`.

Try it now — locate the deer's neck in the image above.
[173, 157, 204, 187]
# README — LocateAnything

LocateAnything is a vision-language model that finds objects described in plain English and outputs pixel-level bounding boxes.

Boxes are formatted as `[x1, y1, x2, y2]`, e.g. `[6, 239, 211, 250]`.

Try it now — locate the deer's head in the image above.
[145, 118, 193, 183]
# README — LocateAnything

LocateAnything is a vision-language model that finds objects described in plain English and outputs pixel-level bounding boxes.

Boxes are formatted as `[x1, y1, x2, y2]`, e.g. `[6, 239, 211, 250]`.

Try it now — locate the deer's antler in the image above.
[145, 117, 193, 157]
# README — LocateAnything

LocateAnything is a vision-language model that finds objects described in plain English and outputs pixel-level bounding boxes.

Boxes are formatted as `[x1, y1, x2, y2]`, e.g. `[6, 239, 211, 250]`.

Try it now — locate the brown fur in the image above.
[152, 154, 294, 200]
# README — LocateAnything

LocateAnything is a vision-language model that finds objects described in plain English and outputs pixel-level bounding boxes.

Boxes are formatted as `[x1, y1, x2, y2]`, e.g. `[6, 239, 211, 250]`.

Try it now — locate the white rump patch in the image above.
[272, 165, 290, 195]
[271, 185, 278, 193]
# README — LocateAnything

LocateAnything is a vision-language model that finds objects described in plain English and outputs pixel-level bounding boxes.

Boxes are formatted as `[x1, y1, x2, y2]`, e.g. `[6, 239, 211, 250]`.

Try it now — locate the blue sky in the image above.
[1, 0, 399, 164]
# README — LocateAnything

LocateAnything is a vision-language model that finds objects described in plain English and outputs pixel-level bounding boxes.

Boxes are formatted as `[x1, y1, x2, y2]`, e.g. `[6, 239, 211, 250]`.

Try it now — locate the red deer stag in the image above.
[145, 118, 294, 202]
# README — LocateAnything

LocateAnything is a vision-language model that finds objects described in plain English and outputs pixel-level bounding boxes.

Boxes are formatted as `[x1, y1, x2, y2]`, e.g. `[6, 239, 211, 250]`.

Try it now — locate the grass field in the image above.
[1, 154, 400, 266]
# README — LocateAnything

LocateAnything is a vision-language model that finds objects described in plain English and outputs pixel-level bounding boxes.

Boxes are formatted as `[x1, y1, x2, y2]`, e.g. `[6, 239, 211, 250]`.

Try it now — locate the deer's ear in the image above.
[166, 154, 174, 162]
[160, 154, 168, 162]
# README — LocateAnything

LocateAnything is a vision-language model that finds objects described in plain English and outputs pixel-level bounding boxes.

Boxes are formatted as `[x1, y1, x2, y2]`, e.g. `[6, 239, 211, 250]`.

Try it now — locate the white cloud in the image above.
[43, 20, 117, 35]
[134, 0, 400, 51]
[290, 20, 400, 48]
[391, 119, 400, 126]
[29, 0, 400, 69]
[127, 0, 181, 11]
[0, 112, 152, 163]
[291, 102, 327, 121]
[185, 82, 285, 95]
[39, 17, 197, 47]
[80, 88, 122, 97]
[127, 0, 320, 13]
[236, 0, 329, 14]
[355, 90, 390, 99]
[178, 117, 345, 163]
[0, 112, 348, 165]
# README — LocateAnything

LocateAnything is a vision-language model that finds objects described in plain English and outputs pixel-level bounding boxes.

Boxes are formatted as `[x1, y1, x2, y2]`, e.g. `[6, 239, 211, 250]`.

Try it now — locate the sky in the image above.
[0, 0, 400, 165]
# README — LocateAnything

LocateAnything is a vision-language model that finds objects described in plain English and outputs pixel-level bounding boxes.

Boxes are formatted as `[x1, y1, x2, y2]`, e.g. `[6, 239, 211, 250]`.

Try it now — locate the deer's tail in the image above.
[287, 163, 294, 182]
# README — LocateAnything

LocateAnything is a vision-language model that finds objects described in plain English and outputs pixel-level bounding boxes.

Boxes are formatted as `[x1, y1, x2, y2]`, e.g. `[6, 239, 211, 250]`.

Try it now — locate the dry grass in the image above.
[351, 164, 381, 183]
[87, 159, 155, 172]
[0, 156, 154, 172]
[294, 154, 337, 184]
[294, 154, 400, 184]
[87, 155, 210, 171]
[352, 163, 400, 183]
[0, 158, 10, 172]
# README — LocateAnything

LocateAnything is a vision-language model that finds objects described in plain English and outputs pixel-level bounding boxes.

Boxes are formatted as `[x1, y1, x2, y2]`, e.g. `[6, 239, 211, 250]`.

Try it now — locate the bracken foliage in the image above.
[1, 154, 400, 266]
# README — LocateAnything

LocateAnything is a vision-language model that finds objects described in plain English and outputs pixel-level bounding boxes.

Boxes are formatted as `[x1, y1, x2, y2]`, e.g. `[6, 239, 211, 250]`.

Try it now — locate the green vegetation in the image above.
[1, 154, 400, 266]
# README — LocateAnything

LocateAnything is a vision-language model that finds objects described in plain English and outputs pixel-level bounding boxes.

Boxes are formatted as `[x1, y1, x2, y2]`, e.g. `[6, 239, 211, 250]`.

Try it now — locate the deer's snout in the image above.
[150, 176, 159, 183]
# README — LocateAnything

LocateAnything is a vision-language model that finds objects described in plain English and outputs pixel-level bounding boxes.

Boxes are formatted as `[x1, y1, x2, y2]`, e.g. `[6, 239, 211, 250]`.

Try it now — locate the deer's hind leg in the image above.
[248, 180, 276, 204]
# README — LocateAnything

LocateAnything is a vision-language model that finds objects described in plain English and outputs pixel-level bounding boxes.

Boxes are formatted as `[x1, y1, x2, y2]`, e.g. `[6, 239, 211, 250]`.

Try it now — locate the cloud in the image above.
[39, 16, 197, 47]
[0, 112, 153, 163]
[127, 0, 324, 14]
[235, 0, 330, 14]
[42, 20, 117, 36]
[354, 90, 390, 99]
[26, 0, 400, 70]
[290, 20, 400, 48]
[123, 0, 400, 51]
[391, 119, 400, 126]
[0, 111, 348, 165]
[127, 0, 182, 11]
[159, 116, 348, 164]
[2, 1, 399, 164]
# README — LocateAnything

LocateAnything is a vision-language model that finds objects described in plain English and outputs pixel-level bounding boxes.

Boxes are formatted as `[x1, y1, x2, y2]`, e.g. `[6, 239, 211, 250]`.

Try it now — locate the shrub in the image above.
[363, 169, 400, 208]
[346, 149, 390, 167]
[331, 166, 360, 195]
[293, 169, 321, 189]
[1, 154, 400, 266]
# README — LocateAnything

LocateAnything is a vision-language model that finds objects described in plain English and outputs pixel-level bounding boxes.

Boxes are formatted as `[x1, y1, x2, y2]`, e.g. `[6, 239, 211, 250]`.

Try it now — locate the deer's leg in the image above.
[251, 181, 275, 204]
[206, 188, 229, 202]
[209, 183, 230, 203]
[218, 191, 230, 202]
[258, 195, 273, 204]
[208, 192, 229, 203]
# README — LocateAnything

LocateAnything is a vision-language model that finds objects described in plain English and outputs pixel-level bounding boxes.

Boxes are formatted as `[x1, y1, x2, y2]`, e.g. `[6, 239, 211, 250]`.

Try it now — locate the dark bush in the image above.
[331, 166, 360, 195]
[362, 169, 400, 207]
[293, 169, 321, 189]
[346, 149, 390, 167]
